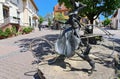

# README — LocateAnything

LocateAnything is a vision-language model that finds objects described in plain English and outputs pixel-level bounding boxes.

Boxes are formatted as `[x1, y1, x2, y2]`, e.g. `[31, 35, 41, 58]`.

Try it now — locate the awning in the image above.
[33, 14, 39, 19]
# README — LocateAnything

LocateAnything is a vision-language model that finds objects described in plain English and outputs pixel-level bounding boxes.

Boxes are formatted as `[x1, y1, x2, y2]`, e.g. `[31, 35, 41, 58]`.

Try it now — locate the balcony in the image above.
[10, 16, 20, 24]
[0, 16, 20, 28]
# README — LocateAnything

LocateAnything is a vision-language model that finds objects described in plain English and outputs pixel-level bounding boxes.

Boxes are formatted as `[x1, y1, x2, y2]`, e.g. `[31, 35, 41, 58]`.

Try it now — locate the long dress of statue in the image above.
[55, 0, 95, 74]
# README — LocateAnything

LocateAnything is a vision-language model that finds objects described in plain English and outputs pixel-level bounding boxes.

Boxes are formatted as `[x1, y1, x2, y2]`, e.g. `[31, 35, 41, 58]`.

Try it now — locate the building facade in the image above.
[111, 9, 120, 30]
[53, 3, 69, 20]
[0, 0, 39, 30]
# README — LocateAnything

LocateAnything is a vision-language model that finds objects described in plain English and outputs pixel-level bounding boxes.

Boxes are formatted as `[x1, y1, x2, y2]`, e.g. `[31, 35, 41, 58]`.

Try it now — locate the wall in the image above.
[117, 9, 120, 29]
[0, 0, 5, 3]
[0, 0, 38, 28]
[27, 0, 37, 14]
[23, 0, 38, 27]
[9, 0, 19, 17]
[0, 3, 4, 24]
[17, 0, 24, 26]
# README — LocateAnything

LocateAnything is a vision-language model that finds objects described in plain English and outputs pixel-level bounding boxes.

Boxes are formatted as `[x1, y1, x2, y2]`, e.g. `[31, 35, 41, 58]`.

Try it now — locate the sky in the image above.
[34, 0, 58, 17]
[34, 0, 106, 21]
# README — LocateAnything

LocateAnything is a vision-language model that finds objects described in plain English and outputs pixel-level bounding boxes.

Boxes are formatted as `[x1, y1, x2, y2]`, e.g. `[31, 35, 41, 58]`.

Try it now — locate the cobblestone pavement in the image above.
[0, 28, 60, 79]
[0, 28, 120, 79]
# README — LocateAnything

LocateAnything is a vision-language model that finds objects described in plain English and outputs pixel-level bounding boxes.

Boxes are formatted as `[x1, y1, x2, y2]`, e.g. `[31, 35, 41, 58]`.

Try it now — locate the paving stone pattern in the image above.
[0, 28, 119, 79]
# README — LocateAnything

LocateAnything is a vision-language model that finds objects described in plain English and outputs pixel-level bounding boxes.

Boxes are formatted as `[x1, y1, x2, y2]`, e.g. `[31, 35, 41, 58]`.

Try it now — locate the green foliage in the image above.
[0, 29, 4, 37]
[4, 28, 12, 37]
[22, 27, 33, 34]
[39, 16, 44, 24]
[3, 32, 9, 37]
[0, 26, 34, 39]
[58, 0, 120, 24]
[54, 13, 65, 21]
[103, 18, 111, 26]
[0, 29, 9, 38]
[0, 29, 3, 34]
[48, 18, 52, 26]
[11, 26, 17, 35]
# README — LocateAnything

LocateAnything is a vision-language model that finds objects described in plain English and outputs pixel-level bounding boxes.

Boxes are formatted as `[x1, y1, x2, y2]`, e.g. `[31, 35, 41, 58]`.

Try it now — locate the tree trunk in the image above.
[87, 14, 94, 24]
[89, 18, 94, 24]
[88, 18, 94, 34]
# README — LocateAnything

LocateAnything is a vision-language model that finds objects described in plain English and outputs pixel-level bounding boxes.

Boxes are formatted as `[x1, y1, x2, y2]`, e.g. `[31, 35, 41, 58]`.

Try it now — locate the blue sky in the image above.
[34, 0, 58, 17]
[34, 0, 106, 21]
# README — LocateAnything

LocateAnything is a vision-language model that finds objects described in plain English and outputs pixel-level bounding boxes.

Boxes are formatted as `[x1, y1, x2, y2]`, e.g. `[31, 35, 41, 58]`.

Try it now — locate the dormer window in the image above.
[58, 6, 62, 10]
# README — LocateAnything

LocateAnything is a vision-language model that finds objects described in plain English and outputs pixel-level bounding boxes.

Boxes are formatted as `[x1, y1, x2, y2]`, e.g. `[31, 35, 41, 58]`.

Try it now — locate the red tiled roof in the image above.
[54, 3, 69, 12]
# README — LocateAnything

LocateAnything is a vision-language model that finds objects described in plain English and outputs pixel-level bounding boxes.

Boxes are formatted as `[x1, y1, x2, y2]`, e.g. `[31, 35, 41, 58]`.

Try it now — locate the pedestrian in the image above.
[38, 24, 41, 31]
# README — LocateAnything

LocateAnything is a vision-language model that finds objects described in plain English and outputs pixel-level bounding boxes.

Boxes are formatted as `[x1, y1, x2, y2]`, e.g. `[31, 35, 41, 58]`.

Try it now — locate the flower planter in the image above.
[0, 36, 5, 39]
[0, 36, 3, 39]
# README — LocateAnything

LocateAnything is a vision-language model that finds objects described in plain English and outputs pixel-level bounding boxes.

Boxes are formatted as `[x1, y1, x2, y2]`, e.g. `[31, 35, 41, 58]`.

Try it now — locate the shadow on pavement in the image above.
[15, 34, 59, 64]
[109, 38, 120, 52]
[91, 37, 120, 68]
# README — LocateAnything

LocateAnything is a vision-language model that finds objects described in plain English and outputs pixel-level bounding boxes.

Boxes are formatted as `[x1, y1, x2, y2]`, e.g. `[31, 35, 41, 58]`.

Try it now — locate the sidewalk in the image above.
[0, 29, 60, 79]
[0, 28, 119, 79]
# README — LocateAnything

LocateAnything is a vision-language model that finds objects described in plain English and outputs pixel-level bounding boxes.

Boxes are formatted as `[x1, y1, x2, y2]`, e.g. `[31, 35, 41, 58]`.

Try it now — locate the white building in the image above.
[0, 0, 39, 31]
[111, 9, 120, 30]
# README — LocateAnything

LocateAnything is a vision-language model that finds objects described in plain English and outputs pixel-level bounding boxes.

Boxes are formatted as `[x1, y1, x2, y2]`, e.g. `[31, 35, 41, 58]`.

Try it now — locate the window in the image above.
[58, 6, 62, 10]
[64, 11, 68, 15]
[28, 1, 36, 13]
[17, 0, 19, 4]
[29, 16, 31, 26]
[17, 11, 20, 18]
[3, 6, 9, 18]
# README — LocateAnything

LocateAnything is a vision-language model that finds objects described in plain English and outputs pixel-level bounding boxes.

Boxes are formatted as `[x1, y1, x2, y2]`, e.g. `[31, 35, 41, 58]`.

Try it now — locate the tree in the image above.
[48, 18, 52, 26]
[39, 16, 44, 24]
[54, 13, 65, 21]
[58, 0, 120, 24]
[103, 18, 111, 27]
[44, 13, 53, 21]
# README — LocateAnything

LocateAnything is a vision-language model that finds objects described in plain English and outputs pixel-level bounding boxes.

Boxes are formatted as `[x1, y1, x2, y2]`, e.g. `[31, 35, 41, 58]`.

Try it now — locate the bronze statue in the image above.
[55, 0, 95, 74]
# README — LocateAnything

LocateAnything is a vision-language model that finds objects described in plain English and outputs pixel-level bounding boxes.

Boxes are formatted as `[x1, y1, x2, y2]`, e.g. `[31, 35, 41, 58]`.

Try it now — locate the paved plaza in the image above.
[0, 28, 60, 79]
[0, 28, 120, 79]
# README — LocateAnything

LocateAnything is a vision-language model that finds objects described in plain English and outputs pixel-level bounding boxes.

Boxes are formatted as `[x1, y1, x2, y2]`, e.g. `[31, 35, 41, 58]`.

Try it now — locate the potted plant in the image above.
[11, 26, 17, 36]
[5, 28, 12, 37]
[22, 27, 33, 34]
[0, 30, 8, 39]
[0, 29, 4, 39]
